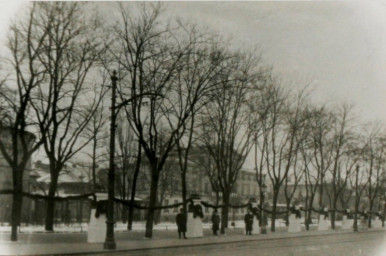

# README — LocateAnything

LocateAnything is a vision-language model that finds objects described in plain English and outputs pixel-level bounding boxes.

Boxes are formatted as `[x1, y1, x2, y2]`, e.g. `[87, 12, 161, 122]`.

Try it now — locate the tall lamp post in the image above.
[104, 71, 118, 250]
[103, 70, 162, 249]
[260, 183, 267, 234]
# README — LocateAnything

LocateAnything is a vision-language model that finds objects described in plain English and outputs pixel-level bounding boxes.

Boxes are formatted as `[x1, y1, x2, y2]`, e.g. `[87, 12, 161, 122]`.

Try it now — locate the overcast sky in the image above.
[2, 1, 386, 165]
[162, 0, 386, 169]
[162, 1, 386, 125]
[2, 1, 386, 123]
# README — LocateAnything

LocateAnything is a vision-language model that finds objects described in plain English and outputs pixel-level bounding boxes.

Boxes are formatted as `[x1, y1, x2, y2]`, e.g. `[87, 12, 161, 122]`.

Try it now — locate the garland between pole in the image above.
[0, 190, 383, 216]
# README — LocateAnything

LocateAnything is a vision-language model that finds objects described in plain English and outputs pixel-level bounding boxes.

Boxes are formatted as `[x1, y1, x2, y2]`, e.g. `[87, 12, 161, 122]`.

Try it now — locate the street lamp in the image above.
[104, 71, 118, 250]
[260, 182, 267, 234]
[103, 70, 163, 249]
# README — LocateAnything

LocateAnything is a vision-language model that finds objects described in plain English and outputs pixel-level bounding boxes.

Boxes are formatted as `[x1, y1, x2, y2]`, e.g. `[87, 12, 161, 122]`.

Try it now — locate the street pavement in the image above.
[113, 230, 386, 256]
[0, 226, 385, 256]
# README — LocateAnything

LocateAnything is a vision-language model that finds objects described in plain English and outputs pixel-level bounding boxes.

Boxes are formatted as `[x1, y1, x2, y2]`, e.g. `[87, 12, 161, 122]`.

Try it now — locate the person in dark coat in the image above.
[176, 208, 187, 239]
[244, 209, 254, 235]
[211, 210, 220, 235]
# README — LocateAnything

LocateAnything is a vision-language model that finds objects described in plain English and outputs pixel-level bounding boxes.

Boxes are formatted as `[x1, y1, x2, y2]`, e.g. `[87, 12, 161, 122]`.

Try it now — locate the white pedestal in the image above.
[186, 212, 203, 238]
[250, 216, 260, 234]
[87, 209, 106, 243]
[288, 214, 301, 232]
[342, 216, 353, 230]
[318, 215, 330, 231]
[373, 217, 383, 228]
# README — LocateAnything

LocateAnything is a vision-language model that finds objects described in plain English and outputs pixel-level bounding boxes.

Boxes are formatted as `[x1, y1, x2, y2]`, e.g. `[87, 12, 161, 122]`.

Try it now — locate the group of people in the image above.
[175, 208, 221, 238]
[176, 208, 257, 238]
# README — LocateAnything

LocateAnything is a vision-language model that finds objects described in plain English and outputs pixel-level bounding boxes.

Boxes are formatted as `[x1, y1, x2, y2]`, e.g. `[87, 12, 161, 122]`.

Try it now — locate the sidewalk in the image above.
[0, 226, 385, 256]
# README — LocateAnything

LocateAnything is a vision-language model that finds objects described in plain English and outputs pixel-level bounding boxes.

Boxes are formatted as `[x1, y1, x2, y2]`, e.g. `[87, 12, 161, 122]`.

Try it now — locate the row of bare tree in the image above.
[0, 2, 385, 242]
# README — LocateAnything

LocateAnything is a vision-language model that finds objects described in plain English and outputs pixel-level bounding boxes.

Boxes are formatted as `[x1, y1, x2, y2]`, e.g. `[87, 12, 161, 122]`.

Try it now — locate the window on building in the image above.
[164, 199, 169, 213]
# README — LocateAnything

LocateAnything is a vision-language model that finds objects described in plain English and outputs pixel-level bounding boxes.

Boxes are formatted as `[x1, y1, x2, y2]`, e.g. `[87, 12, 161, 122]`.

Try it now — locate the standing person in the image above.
[176, 208, 187, 239]
[244, 209, 254, 235]
[211, 210, 220, 235]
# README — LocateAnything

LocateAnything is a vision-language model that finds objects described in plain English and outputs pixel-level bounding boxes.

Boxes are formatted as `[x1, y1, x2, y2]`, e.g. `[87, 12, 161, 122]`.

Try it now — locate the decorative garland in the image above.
[0, 189, 95, 201]
[113, 197, 188, 210]
[1, 190, 383, 218]
[200, 201, 251, 209]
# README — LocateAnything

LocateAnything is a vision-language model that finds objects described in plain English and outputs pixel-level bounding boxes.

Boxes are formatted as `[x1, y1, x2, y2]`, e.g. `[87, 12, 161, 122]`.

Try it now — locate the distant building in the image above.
[26, 147, 263, 224]
[29, 161, 93, 224]
[0, 127, 35, 224]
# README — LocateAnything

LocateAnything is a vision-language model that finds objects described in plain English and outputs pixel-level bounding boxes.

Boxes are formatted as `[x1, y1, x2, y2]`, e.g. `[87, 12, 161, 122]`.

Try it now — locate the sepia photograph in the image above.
[0, 1, 385, 255]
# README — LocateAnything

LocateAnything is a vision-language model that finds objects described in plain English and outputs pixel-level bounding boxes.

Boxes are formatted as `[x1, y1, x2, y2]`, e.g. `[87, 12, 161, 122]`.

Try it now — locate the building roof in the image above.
[33, 161, 91, 184]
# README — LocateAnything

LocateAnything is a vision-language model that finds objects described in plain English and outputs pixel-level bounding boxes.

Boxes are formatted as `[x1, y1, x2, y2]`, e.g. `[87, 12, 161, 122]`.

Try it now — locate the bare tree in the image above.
[283, 152, 304, 226]
[0, 2, 50, 240]
[305, 106, 334, 221]
[362, 126, 386, 228]
[253, 79, 310, 232]
[300, 136, 318, 230]
[191, 144, 221, 205]
[127, 140, 141, 230]
[24, 2, 105, 231]
[173, 44, 232, 214]
[336, 140, 361, 211]
[282, 90, 310, 226]
[326, 104, 354, 229]
[84, 80, 109, 191]
[175, 112, 196, 214]
[106, 3, 226, 237]
[198, 52, 261, 234]
[114, 116, 137, 223]
[350, 164, 368, 232]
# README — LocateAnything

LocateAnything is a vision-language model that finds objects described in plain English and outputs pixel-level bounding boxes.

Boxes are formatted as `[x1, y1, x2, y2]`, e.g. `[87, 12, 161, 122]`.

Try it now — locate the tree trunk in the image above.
[121, 206, 127, 223]
[92, 137, 97, 190]
[145, 161, 159, 238]
[330, 210, 335, 229]
[220, 192, 230, 234]
[128, 142, 141, 230]
[45, 181, 57, 231]
[154, 197, 162, 225]
[181, 168, 187, 214]
[306, 209, 313, 231]
[285, 204, 290, 227]
[353, 211, 358, 232]
[319, 177, 324, 209]
[353, 199, 359, 232]
[330, 199, 337, 229]
[10, 190, 23, 241]
[368, 201, 374, 228]
[304, 209, 308, 231]
[271, 190, 278, 232]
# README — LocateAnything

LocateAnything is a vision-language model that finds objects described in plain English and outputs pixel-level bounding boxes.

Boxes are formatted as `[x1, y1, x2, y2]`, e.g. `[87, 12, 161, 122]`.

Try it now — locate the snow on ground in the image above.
[0, 219, 327, 233]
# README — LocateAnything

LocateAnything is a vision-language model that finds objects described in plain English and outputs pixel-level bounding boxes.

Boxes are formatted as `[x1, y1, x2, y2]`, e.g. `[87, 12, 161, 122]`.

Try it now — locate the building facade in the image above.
[0, 127, 35, 224]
